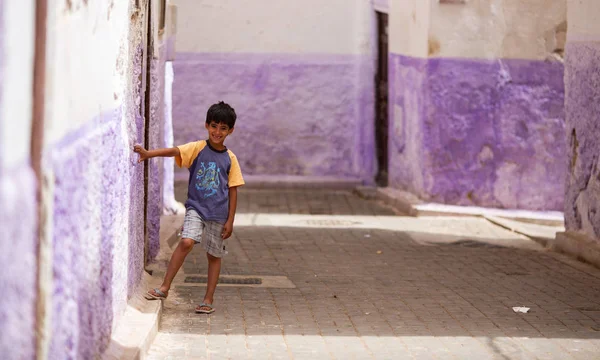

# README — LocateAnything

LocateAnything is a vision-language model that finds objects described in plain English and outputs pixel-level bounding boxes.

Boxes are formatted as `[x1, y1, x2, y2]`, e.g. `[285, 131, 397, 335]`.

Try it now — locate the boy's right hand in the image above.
[133, 144, 149, 163]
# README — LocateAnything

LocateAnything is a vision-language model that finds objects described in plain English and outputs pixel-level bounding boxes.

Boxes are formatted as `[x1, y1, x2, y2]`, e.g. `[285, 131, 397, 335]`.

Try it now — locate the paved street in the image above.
[147, 187, 600, 359]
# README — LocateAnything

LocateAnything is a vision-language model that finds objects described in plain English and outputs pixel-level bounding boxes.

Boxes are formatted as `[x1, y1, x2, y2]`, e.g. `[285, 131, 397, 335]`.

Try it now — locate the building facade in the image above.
[171, 0, 378, 183]
[171, 0, 568, 211]
[559, 0, 600, 256]
[0, 0, 172, 358]
[388, 0, 566, 211]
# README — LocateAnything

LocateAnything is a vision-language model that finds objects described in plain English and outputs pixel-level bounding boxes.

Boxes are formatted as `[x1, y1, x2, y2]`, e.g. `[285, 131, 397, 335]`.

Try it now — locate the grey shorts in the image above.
[181, 208, 228, 258]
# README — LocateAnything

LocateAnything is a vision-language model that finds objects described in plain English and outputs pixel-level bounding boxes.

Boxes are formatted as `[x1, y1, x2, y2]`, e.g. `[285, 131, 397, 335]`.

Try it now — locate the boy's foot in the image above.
[195, 303, 215, 314]
[145, 288, 168, 300]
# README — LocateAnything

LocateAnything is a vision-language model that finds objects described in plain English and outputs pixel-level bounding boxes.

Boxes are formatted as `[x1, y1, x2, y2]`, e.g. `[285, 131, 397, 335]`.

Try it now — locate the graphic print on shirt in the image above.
[195, 161, 221, 198]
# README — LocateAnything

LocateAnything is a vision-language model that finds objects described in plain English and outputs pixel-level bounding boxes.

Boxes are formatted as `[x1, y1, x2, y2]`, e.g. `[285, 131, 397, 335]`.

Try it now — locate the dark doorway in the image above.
[375, 12, 389, 186]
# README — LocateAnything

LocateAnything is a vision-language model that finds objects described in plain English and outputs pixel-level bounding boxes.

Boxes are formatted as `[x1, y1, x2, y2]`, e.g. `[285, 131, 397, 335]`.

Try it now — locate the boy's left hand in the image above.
[222, 221, 233, 239]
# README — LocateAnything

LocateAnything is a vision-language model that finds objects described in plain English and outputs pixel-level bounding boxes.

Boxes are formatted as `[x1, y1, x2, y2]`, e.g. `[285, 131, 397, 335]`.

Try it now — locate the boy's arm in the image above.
[221, 186, 239, 239]
[133, 145, 180, 163]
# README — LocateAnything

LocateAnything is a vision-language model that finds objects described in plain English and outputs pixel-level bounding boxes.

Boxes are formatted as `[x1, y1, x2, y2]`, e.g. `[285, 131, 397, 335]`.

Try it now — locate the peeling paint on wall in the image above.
[389, 54, 566, 210]
[564, 41, 600, 240]
[172, 52, 376, 182]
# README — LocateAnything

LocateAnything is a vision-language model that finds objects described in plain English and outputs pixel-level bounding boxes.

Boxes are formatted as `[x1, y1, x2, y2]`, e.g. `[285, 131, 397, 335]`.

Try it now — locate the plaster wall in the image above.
[389, 0, 430, 57]
[0, 2, 37, 359]
[430, 0, 566, 59]
[171, 0, 377, 182]
[388, 0, 567, 210]
[41, 1, 163, 357]
[564, 0, 600, 240]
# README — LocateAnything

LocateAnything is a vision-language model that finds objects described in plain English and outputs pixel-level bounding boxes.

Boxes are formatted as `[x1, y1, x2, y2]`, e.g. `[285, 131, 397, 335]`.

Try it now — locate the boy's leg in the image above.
[196, 253, 221, 311]
[148, 238, 195, 298]
[148, 208, 204, 299]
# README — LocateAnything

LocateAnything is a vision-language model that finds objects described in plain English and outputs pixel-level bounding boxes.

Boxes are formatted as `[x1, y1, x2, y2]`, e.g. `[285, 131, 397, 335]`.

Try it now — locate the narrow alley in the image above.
[146, 186, 600, 359]
[2, 0, 600, 359]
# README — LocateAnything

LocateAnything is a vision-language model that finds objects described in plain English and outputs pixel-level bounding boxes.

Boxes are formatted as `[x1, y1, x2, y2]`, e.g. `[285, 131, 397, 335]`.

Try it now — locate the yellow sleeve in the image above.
[227, 150, 245, 187]
[175, 141, 206, 168]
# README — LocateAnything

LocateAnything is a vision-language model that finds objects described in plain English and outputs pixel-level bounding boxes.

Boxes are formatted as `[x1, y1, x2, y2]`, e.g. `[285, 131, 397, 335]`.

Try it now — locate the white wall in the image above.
[171, 0, 373, 55]
[0, 0, 36, 169]
[567, 0, 600, 41]
[430, 0, 566, 59]
[43, 1, 134, 146]
[389, 0, 430, 56]
[389, 0, 566, 60]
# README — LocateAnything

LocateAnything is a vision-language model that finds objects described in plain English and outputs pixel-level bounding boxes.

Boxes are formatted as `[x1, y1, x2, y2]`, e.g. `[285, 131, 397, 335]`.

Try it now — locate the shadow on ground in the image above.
[175, 181, 401, 216]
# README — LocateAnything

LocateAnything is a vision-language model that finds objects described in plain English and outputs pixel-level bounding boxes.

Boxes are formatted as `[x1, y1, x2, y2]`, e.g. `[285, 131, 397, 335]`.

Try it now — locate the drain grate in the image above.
[175, 274, 295, 288]
[448, 240, 506, 249]
[185, 276, 262, 285]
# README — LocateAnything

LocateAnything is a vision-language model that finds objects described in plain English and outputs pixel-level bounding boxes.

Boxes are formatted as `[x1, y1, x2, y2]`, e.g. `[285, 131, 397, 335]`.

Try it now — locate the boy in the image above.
[134, 101, 244, 314]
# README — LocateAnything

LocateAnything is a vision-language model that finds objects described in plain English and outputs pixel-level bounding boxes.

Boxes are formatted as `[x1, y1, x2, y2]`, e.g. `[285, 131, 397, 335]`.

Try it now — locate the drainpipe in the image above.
[32, 0, 49, 358]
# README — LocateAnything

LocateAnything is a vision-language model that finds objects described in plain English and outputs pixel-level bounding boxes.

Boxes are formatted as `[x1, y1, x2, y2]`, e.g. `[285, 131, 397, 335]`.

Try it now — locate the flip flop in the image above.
[195, 303, 215, 314]
[145, 288, 167, 300]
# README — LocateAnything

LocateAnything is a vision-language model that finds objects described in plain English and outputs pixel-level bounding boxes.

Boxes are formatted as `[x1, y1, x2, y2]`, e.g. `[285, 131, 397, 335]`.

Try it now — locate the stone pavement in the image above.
[147, 188, 600, 359]
[175, 187, 399, 216]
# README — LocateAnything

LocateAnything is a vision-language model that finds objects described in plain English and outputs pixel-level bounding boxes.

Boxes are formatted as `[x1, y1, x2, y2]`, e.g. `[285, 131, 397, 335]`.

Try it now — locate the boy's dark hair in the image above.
[206, 101, 236, 128]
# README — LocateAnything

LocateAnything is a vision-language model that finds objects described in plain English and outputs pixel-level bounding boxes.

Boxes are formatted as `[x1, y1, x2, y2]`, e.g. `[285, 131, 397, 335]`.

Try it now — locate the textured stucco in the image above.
[0, 2, 37, 360]
[0, 164, 37, 360]
[430, 0, 566, 60]
[564, 41, 600, 240]
[47, 108, 146, 359]
[0, 1, 35, 166]
[389, 53, 566, 210]
[148, 53, 166, 260]
[45, 3, 151, 356]
[128, 43, 146, 295]
[171, 0, 373, 55]
[172, 52, 376, 181]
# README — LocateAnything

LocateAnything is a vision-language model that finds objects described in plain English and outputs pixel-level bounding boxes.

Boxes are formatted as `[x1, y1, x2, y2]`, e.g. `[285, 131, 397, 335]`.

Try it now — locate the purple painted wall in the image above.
[47, 108, 146, 359]
[172, 52, 376, 182]
[0, 164, 37, 360]
[564, 41, 600, 240]
[148, 54, 166, 260]
[389, 54, 566, 211]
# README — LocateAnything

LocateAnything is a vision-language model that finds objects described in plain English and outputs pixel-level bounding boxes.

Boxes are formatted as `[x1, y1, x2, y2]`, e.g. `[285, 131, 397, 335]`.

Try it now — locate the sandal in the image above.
[195, 303, 215, 314]
[145, 288, 167, 300]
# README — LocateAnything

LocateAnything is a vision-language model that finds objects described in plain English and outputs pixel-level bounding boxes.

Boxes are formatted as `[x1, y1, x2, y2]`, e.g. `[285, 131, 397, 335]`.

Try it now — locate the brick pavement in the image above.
[175, 185, 399, 216]
[147, 189, 600, 359]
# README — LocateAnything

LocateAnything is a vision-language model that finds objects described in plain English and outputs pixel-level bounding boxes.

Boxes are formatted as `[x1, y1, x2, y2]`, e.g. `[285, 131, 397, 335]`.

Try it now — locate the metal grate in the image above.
[184, 276, 262, 285]
[448, 240, 506, 249]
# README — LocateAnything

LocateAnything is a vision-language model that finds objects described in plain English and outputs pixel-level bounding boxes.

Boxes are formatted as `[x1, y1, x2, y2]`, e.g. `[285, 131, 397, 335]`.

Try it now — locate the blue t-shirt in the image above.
[176, 140, 244, 222]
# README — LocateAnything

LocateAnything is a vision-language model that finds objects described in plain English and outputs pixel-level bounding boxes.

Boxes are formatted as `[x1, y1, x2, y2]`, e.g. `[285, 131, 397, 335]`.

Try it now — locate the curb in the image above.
[102, 272, 162, 360]
[482, 215, 564, 247]
[551, 231, 600, 269]
[103, 215, 183, 360]
[373, 187, 565, 226]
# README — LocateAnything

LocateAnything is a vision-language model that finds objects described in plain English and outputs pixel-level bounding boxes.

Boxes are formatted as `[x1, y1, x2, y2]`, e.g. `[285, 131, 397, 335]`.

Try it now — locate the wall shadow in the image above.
[175, 180, 402, 216]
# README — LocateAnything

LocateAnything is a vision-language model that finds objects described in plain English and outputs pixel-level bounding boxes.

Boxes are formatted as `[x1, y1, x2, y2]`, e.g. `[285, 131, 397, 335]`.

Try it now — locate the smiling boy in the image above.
[134, 101, 244, 314]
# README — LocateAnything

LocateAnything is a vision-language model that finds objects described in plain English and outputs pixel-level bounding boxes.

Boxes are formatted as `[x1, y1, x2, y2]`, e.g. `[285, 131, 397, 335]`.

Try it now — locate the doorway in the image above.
[375, 12, 389, 186]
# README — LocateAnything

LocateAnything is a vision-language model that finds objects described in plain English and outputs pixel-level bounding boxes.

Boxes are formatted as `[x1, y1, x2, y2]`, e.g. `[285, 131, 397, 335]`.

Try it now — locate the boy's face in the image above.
[205, 121, 234, 146]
